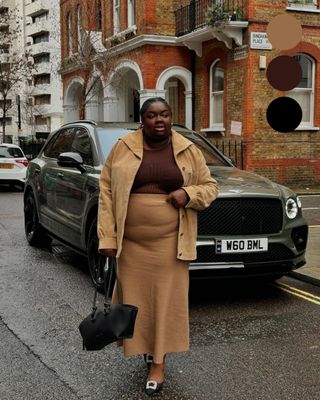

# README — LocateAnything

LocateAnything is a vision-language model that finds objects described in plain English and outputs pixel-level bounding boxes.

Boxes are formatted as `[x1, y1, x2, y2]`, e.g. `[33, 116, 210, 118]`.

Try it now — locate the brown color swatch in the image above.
[266, 55, 302, 91]
[267, 14, 302, 50]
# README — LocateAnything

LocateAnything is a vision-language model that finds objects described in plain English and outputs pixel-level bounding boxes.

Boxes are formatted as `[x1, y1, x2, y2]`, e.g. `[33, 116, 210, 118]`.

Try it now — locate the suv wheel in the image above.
[24, 192, 52, 247]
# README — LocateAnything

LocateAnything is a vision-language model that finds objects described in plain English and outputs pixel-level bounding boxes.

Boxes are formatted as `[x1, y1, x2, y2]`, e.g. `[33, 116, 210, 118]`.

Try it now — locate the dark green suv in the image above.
[24, 120, 308, 287]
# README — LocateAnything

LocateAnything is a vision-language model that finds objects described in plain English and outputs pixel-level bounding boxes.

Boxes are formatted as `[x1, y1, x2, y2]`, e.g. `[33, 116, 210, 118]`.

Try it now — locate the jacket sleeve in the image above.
[97, 143, 118, 250]
[182, 146, 219, 211]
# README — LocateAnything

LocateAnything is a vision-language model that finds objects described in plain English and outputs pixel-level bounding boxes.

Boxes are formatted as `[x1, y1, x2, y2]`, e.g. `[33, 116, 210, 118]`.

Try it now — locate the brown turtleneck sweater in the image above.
[131, 142, 184, 194]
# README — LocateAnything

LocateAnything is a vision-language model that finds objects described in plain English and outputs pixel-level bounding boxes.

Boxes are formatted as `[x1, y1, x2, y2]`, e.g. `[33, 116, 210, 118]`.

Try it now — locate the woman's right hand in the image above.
[99, 248, 117, 257]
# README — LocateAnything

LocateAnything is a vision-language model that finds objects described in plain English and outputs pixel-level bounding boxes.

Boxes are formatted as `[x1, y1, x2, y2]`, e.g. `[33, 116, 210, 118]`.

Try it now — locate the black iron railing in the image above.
[175, 0, 246, 37]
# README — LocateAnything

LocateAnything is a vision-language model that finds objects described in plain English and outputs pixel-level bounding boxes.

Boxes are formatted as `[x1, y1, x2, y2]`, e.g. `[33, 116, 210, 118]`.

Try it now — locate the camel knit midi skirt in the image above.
[113, 193, 189, 364]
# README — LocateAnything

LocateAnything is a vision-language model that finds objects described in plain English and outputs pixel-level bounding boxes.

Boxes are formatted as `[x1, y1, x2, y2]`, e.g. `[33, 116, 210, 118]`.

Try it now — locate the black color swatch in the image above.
[266, 97, 302, 132]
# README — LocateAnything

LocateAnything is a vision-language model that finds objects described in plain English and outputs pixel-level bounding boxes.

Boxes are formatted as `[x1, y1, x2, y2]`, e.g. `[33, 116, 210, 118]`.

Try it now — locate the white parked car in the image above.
[0, 143, 29, 190]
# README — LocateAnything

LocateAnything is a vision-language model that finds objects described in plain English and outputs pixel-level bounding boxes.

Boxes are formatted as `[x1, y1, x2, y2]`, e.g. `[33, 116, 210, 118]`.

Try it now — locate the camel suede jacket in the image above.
[98, 129, 219, 261]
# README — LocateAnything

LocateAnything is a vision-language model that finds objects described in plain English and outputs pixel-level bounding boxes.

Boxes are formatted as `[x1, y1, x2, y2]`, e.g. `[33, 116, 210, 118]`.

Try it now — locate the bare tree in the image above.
[20, 87, 49, 137]
[60, 1, 128, 120]
[0, 4, 34, 142]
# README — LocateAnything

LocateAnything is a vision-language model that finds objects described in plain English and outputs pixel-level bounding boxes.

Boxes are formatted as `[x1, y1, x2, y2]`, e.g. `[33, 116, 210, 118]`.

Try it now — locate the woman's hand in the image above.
[166, 189, 189, 209]
[99, 248, 117, 257]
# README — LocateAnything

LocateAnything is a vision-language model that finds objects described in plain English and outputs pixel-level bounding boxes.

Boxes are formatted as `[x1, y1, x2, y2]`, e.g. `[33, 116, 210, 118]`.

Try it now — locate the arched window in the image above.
[67, 12, 73, 56]
[287, 53, 315, 128]
[77, 5, 82, 50]
[210, 60, 224, 129]
[127, 0, 135, 27]
[113, 0, 120, 34]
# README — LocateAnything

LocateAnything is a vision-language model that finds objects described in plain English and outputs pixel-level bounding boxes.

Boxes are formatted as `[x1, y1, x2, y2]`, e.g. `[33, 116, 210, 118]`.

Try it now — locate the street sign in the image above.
[250, 32, 272, 50]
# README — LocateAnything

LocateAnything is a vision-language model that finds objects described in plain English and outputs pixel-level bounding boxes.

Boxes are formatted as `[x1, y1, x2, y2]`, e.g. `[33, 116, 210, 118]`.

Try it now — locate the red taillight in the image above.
[15, 159, 29, 167]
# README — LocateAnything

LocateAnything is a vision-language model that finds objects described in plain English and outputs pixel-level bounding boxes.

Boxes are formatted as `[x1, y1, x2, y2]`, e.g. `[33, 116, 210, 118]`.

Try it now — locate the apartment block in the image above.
[0, 0, 63, 143]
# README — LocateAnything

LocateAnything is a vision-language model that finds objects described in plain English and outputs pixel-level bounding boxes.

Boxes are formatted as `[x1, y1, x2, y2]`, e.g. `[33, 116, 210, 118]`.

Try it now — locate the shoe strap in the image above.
[146, 380, 158, 389]
[145, 354, 153, 363]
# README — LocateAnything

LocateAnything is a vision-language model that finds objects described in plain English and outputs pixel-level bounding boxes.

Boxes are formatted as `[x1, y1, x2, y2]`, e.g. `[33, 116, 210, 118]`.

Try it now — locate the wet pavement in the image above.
[0, 187, 320, 399]
[289, 187, 320, 286]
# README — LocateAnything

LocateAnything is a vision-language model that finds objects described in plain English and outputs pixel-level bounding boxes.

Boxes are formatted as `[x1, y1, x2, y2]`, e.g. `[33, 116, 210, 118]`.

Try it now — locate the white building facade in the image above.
[0, 0, 63, 143]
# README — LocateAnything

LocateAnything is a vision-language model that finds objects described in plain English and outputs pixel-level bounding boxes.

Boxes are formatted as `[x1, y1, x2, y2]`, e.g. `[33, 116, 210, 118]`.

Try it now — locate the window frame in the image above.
[113, 0, 120, 34]
[127, 0, 135, 27]
[287, 53, 315, 129]
[209, 59, 224, 130]
[67, 11, 73, 56]
[288, 0, 318, 10]
[76, 5, 82, 51]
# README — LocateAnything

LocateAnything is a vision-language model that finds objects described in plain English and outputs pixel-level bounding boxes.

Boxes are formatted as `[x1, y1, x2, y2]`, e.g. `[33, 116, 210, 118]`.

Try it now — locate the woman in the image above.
[98, 97, 219, 395]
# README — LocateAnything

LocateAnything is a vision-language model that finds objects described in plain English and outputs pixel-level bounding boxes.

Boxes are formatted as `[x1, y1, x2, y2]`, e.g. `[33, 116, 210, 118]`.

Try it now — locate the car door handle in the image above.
[57, 172, 64, 178]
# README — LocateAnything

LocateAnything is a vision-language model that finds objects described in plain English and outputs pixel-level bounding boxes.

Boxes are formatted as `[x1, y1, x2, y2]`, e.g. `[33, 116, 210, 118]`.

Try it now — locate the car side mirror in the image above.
[57, 152, 86, 173]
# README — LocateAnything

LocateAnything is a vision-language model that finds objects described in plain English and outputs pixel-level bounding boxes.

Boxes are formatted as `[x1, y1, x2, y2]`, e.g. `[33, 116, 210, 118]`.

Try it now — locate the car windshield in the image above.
[0, 147, 24, 158]
[97, 127, 229, 167]
[187, 134, 229, 166]
[97, 128, 135, 159]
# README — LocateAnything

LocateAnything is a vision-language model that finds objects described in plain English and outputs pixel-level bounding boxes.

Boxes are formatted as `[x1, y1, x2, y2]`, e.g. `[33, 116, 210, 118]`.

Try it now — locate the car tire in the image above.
[87, 217, 115, 294]
[24, 192, 52, 247]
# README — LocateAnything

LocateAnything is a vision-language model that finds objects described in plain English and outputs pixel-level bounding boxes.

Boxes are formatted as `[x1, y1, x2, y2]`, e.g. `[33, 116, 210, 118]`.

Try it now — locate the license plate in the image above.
[216, 238, 268, 254]
[0, 163, 13, 169]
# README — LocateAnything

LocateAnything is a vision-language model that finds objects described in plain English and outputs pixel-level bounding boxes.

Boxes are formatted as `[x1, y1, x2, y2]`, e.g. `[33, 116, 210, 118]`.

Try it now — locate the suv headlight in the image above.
[286, 198, 299, 219]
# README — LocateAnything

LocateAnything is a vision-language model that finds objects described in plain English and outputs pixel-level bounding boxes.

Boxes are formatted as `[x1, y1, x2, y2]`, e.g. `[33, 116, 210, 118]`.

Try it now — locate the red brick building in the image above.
[59, 0, 320, 185]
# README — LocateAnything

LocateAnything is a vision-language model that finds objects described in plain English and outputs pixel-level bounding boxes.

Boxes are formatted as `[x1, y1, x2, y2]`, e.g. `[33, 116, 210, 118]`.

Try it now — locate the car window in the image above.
[70, 128, 93, 166]
[43, 128, 76, 159]
[0, 147, 24, 158]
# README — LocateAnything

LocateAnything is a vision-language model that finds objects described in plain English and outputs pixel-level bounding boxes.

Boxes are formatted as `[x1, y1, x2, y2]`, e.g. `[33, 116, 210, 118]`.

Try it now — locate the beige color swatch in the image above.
[266, 14, 302, 50]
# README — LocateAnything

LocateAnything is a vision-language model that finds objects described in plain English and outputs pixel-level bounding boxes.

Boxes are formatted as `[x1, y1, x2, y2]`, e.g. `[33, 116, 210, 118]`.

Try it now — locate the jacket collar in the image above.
[120, 128, 193, 159]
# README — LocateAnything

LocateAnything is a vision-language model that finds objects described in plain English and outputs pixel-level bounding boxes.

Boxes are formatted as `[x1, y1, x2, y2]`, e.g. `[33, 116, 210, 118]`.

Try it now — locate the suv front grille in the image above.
[198, 198, 283, 235]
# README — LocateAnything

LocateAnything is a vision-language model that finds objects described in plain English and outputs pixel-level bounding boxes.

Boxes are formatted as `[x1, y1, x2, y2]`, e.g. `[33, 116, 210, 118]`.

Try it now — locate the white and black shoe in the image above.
[145, 380, 164, 396]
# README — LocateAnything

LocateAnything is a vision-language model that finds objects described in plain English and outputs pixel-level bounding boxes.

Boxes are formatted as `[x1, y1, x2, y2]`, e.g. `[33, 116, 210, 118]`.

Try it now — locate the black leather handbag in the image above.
[79, 257, 138, 351]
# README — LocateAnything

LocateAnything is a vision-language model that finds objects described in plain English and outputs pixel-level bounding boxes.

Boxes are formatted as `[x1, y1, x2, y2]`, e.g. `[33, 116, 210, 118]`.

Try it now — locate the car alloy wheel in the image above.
[24, 192, 52, 247]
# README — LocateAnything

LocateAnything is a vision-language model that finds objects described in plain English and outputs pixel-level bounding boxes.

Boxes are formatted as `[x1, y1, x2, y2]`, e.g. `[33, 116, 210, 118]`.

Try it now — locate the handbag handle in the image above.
[91, 257, 122, 315]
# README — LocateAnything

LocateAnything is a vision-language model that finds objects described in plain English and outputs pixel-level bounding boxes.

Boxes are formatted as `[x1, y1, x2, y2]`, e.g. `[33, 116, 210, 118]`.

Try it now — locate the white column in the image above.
[63, 104, 79, 123]
[86, 100, 100, 121]
[103, 96, 120, 121]
[185, 90, 193, 129]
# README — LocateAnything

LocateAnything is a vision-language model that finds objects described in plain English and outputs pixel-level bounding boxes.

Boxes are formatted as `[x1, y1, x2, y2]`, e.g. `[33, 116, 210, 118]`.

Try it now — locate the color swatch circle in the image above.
[266, 14, 302, 50]
[266, 97, 302, 132]
[266, 55, 302, 91]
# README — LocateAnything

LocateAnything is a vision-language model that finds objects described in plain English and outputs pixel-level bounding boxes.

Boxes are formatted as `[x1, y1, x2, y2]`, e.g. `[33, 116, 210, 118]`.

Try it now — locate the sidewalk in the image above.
[288, 185, 320, 286]
[289, 226, 320, 287]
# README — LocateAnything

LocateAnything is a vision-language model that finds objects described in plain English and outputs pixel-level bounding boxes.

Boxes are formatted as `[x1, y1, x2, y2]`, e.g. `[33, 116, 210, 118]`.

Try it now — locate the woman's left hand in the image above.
[167, 189, 189, 209]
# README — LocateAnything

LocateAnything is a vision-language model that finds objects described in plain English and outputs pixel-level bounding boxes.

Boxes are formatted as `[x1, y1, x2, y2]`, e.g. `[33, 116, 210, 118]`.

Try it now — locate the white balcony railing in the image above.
[25, 0, 49, 18]
[30, 42, 49, 56]
[32, 84, 50, 96]
[25, 20, 50, 37]
[33, 62, 51, 75]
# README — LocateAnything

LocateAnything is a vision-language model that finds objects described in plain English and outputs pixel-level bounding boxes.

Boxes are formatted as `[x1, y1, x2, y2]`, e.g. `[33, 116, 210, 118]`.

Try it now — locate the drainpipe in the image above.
[191, 50, 196, 131]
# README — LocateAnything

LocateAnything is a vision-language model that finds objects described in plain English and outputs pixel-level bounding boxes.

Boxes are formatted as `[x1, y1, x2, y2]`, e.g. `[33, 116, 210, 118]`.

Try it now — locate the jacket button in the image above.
[182, 166, 186, 171]
[179, 252, 182, 256]
[180, 232, 184, 236]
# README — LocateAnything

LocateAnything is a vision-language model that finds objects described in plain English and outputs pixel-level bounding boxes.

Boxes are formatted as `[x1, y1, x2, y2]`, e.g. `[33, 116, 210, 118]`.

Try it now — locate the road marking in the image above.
[309, 225, 320, 228]
[302, 207, 320, 210]
[276, 282, 320, 305]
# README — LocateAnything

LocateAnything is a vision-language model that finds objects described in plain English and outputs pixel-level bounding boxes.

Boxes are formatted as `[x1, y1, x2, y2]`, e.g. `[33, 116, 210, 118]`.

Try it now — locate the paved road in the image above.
[1, 189, 320, 400]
